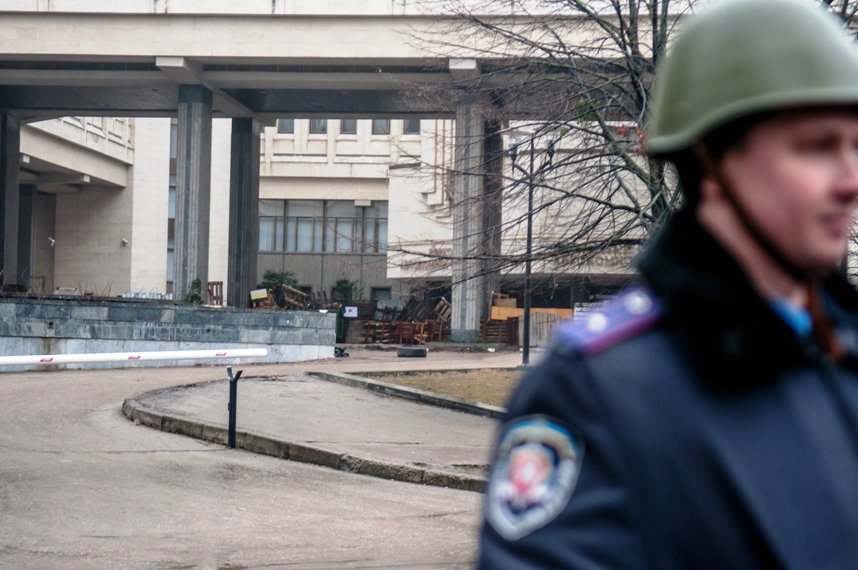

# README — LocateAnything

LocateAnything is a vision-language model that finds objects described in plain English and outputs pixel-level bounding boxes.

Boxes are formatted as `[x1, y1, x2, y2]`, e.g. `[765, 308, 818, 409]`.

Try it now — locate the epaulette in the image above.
[556, 287, 662, 356]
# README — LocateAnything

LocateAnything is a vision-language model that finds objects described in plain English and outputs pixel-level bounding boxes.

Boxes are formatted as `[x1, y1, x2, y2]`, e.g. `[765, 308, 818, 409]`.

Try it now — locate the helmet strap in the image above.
[691, 141, 811, 283]
[806, 280, 845, 360]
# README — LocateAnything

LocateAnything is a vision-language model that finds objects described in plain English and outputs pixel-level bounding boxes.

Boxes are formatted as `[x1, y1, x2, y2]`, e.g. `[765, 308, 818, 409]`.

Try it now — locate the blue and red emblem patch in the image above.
[485, 417, 583, 540]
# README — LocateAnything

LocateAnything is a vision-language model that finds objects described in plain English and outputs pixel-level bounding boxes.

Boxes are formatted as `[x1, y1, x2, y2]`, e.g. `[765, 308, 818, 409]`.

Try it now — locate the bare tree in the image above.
[383, 0, 695, 301]
[823, 0, 858, 279]
[822, 0, 858, 24]
[388, 0, 858, 301]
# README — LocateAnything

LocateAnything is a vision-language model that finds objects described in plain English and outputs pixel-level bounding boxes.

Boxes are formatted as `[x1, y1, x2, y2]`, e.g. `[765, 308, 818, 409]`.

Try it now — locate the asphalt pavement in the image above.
[122, 346, 522, 492]
[1, 346, 524, 568]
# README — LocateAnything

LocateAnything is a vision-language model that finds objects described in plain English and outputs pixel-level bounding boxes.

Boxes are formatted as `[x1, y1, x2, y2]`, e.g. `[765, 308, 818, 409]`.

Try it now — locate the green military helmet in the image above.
[647, 0, 858, 157]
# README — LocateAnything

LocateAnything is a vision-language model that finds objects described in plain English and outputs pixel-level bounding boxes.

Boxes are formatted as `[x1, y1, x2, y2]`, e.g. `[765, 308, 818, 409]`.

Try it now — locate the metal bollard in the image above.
[227, 366, 243, 448]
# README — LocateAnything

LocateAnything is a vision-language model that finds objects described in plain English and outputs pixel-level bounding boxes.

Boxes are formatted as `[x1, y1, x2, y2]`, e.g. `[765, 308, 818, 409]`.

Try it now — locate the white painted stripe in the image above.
[0, 348, 268, 366]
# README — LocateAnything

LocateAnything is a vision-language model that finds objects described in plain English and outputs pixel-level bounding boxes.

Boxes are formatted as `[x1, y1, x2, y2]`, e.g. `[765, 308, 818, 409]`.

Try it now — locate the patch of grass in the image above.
[364, 368, 524, 408]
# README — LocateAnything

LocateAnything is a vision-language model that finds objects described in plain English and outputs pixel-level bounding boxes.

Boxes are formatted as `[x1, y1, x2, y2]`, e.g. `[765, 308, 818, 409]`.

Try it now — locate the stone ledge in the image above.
[120, 393, 488, 493]
[306, 371, 506, 419]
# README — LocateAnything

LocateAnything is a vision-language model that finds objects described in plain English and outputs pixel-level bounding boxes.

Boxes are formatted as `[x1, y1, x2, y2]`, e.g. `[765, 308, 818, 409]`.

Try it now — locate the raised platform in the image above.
[0, 297, 336, 371]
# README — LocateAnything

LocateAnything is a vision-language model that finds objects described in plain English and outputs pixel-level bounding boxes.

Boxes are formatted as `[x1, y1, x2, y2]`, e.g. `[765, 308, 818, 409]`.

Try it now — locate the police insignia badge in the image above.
[485, 416, 583, 540]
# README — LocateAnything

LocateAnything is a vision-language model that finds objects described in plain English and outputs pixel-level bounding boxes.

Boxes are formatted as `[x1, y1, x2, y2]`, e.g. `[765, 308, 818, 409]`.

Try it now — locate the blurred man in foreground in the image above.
[479, 0, 858, 567]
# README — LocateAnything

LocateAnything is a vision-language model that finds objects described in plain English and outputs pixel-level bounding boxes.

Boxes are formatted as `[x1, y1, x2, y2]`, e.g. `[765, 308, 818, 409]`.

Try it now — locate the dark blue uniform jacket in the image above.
[478, 211, 858, 569]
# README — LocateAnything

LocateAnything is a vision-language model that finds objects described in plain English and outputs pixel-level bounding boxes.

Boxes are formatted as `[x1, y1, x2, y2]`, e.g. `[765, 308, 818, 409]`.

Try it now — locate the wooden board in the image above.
[491, 292, 517, 308]
[489, 306, 573, 321]
[250, 289, 268, 301]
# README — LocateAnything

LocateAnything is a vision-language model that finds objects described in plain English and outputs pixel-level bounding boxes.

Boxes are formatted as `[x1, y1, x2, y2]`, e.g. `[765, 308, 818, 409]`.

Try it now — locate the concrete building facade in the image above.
[0, 2, 638, 343]
[18, 112, 632, 309]
[18, 115, 461, 304]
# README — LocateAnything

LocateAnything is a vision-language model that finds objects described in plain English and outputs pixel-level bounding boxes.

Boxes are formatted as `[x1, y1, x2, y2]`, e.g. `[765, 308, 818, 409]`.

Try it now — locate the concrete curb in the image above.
[120, 374, 497, 492]
[305, 371, 506, 419]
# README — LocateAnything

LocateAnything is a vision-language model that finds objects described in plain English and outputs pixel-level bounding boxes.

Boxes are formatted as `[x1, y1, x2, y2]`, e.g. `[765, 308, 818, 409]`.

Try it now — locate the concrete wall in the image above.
[260, 119, 420, 181]
[260, 177, 387, 202]
[0, 298, 336, 371]
[27, 117, 133, 175]
[32, 193, 56, 294]
[33, 116, 232, 298]
[129, 117, 170, 293]
[20, 116, 136, 295]
[387, 163, 453, 280]
[387, 119, 455, 280]
[54, 186, 134, 295]
[209, 118, 232, 299]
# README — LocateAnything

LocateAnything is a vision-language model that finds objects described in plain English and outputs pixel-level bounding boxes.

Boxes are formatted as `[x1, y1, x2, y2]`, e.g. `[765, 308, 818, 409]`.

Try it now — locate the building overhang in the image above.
[0, 11, 599, 121]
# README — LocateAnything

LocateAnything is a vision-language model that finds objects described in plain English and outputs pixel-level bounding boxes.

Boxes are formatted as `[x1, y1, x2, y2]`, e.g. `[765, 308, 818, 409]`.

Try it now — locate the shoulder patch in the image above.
[485, 416, 583, 541]
[557, 287, 662, 356]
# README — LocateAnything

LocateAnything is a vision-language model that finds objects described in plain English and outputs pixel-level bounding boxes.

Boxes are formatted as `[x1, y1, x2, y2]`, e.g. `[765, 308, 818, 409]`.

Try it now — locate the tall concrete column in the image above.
[451, 98, 485, 342]
[481, 121, 504, 321]
[173, 85, 213, 300]
[227, 118, 260, 308]
[0, 113, 20, 288]
[17, 184, 36, 288]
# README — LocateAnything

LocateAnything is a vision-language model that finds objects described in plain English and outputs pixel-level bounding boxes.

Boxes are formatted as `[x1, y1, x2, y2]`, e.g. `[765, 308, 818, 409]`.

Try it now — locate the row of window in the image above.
[292, 285, 392, 304]
[277, 118, 420, 136]
[259, 199, 388, 254]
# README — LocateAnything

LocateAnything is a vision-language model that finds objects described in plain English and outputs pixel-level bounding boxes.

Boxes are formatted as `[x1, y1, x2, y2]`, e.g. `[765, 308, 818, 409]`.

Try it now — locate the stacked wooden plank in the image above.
[361, 296, 452, 345]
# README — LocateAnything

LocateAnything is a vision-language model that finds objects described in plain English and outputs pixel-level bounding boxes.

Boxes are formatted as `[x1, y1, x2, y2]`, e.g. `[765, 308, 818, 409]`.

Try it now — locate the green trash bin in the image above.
[335, 305, 346, 343]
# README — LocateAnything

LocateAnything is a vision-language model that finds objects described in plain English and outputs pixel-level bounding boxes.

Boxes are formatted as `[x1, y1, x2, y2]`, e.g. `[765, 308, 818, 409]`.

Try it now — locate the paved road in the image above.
[0, 348, 520, 569]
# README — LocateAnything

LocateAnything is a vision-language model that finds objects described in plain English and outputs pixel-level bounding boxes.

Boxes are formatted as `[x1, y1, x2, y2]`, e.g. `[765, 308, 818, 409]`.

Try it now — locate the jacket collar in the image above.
[636, 210, 858, 387]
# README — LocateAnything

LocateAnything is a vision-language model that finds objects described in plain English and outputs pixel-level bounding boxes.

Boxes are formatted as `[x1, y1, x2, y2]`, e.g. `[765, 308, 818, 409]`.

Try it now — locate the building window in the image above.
[340, 119, 357, 135]
[277, 119, 294, 134]
[371, 287, 391, 303]
[309, 119, 328, 134]
[371, 119, 390, 135]
[258, 200, 388, 254]
[168, 176, 177, 219]
[259, 200, 286, 251]
[325, 201, 357, 253]
[169, 119, 178, 157]
[166, 237, 175, 288]
[362, 202, 388, 253]
[167, 119, 178, 293]
[403, 119, 421, 135]
[287, 200, 324, 252]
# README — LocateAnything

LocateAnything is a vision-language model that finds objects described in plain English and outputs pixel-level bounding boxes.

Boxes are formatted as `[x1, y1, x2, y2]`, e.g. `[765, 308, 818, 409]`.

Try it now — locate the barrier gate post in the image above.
[227, 366, 243, 448]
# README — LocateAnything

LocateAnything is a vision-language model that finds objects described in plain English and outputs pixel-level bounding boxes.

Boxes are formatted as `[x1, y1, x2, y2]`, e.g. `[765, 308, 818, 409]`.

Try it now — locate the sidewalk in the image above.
[122, 347, 523, 492]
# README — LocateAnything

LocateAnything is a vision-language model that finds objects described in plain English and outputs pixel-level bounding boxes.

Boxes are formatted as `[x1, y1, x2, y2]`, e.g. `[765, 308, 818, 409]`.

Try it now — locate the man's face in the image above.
[719, 111, 858, 273]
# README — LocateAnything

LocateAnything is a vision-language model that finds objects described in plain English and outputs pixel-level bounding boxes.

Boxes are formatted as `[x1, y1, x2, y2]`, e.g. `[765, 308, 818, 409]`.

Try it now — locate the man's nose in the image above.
[836, 147, 858, 197]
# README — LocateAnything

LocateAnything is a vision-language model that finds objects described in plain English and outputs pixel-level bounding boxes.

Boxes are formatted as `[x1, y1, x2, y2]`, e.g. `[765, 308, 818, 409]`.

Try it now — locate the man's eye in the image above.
[797, 138, 837, 153]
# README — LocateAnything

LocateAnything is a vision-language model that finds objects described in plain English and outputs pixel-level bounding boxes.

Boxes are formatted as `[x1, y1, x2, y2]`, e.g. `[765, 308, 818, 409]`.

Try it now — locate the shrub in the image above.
[331, 278, 363, 303]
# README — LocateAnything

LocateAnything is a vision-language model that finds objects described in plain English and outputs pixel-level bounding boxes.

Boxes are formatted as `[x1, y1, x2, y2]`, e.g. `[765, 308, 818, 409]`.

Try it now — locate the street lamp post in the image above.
[509, 133, 555, 366]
